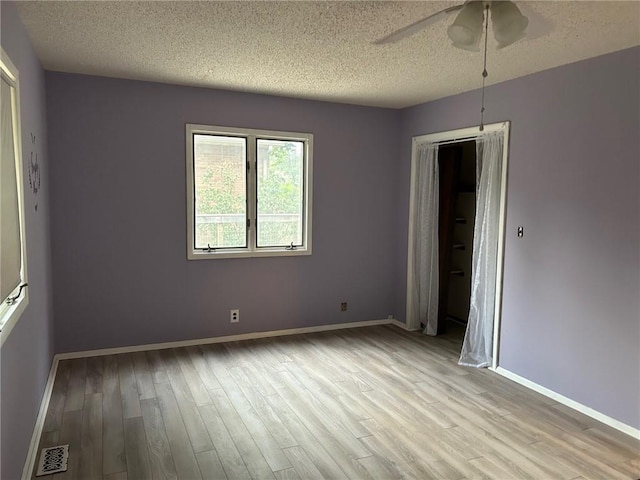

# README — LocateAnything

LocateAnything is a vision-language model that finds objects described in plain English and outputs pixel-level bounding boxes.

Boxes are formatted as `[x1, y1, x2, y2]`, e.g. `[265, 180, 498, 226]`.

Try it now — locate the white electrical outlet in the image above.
[230, 309, 239, 323]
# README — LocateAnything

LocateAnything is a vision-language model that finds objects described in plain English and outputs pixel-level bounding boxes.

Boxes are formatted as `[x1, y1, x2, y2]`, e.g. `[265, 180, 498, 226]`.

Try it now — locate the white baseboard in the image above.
[390, 318, 408, 330]
[23, 318, 399, 478]
[21, 356, 60, 480]
[389, 318, 422, 331]
[494, 366, 640, 440]
[56, 318, 397, 360]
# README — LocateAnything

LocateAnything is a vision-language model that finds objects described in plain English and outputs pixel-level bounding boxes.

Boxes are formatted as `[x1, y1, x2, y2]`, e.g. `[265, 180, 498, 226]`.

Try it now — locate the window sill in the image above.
[188, 247, 311, 260]
[0, 293, 28, 347]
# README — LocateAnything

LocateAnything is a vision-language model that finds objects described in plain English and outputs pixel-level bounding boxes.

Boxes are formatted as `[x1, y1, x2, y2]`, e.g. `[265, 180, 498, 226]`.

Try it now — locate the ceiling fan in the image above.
[375, 1, 532, 130]
[375, 0, 529, 51]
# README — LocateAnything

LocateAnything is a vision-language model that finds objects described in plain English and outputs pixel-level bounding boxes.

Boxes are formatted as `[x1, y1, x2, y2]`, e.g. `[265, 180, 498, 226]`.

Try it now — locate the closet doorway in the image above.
[405, 122, 510, 369]
[437, 141, 476, 334]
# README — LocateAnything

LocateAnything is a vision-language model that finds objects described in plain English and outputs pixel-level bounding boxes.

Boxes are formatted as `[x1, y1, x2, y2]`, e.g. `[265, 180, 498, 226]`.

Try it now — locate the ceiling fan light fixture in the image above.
[447, 1, 484, 51]
[491, 0, 529, 48]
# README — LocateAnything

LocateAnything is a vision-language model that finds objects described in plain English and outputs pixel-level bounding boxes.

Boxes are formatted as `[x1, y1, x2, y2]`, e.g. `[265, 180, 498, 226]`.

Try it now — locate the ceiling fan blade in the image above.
[374, 3, 465, 45]
[516, 3, 554, 42]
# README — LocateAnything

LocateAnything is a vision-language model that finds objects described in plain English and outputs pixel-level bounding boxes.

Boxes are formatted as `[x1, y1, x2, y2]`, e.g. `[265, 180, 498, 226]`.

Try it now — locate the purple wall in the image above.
[47, 73, 401, 353]
[1, 2, 54, 478]
[398, 47, 640, 429]
[41, 27, 640, 449]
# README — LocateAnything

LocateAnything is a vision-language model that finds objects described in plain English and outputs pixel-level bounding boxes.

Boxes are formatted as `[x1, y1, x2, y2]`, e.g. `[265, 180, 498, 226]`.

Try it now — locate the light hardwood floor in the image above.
[32, 324, 639, 479]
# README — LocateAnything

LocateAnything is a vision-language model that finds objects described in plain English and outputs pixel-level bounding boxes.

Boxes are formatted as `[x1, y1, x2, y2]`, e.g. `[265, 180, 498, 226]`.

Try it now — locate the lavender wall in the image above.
[42, 30, 639, 439]
[1, 2, 54, 478]
[47, 73, 400, 353]
[398, 47, 640, 429]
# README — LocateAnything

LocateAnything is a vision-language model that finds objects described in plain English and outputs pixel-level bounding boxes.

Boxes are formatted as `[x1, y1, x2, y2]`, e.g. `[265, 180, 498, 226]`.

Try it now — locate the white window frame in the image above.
[186, 124, 313, 260]
[0, 48, 29, 346]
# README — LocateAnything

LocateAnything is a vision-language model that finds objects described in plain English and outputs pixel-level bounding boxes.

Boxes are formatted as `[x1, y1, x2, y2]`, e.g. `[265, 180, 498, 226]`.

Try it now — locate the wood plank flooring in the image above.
[32, 325, 639, 479]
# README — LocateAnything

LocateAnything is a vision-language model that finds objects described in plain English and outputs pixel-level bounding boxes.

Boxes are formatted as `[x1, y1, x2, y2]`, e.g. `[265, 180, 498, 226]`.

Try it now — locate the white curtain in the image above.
[459, 131, 504, 367]
[407, 142, 440, 335]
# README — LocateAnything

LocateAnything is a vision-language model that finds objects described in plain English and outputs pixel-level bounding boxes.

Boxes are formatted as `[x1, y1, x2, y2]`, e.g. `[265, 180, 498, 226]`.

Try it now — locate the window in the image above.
[186, 124, 312, 259]
[0, 49, 29, 345]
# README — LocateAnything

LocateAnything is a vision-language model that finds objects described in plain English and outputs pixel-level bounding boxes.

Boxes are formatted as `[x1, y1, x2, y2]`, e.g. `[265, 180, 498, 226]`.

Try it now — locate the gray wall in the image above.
[1, 2, 54, 478]
[398, 47, 640, 429]
[47, 73, 401, 353]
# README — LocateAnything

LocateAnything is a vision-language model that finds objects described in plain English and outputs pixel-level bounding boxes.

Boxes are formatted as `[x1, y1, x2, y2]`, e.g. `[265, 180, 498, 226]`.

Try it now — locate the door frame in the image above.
[405, 121, 510, 369]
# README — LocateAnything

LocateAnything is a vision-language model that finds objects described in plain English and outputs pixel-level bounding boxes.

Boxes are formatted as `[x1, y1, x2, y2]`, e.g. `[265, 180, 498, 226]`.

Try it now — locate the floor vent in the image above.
[35, 444, 69, 476]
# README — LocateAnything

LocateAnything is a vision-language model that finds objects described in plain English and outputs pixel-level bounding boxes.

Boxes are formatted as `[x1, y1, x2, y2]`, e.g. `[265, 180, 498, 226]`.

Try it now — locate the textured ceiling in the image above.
[15, 1, 640, 108]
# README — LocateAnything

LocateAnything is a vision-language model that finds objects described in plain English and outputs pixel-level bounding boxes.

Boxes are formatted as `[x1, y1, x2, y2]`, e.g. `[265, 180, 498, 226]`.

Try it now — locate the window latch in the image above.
[202, 244, 215, 252]
[6, 283, 28, 305]
[285, 242, 297, 251]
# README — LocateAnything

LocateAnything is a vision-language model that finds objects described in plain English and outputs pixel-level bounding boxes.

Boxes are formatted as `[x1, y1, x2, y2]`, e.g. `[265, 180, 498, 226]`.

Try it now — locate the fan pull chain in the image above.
[480, 4, 490, 131]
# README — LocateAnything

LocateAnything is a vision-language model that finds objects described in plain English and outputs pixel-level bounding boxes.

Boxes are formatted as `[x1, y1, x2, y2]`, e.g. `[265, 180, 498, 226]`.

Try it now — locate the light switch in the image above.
[517, 226, 524, 238]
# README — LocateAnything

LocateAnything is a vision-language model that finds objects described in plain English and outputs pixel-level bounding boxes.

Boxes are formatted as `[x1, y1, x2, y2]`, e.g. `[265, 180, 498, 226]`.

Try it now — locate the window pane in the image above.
[256, 139, 304, 247]
[193, 134, 246, 249]
[1, 76, 22, 302]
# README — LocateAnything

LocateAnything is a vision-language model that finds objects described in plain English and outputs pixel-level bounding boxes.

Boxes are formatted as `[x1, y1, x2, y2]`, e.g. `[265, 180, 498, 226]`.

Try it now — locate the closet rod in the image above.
[434, 136, 477, 147]
[415, 135, 478, 148]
